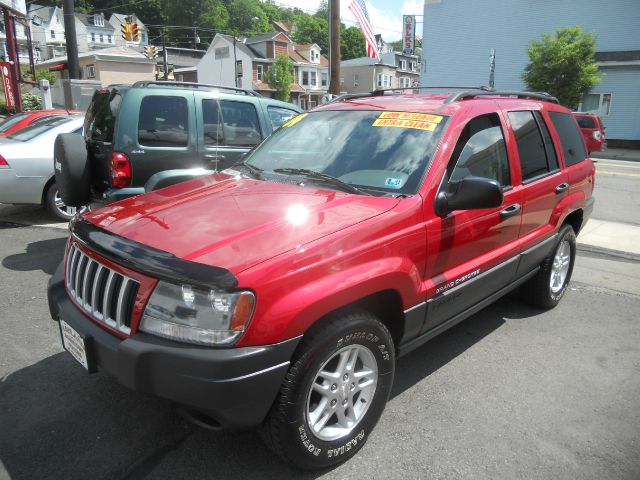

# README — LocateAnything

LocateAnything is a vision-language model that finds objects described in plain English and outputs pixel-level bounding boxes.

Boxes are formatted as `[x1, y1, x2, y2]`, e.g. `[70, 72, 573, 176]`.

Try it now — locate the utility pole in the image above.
[62, 0, 80, 79]
[162, 30, 168, 80]
[329, 0, 341, 96]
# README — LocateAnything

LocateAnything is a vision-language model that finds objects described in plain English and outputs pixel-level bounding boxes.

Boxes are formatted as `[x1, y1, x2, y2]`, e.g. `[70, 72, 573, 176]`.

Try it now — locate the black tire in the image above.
[520, 224, 577, 309]
[260, 310, 395, 470]
[54, 133, 90, 207]
[44, 182, 84, 221]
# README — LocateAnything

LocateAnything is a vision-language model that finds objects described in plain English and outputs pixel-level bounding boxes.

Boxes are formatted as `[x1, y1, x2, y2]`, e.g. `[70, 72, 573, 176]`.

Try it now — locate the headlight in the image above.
[139, 281, 255, 346]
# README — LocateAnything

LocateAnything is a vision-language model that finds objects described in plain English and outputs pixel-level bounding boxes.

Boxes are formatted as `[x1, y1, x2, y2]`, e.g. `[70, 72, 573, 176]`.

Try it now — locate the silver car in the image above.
[0, 115, 85, 221]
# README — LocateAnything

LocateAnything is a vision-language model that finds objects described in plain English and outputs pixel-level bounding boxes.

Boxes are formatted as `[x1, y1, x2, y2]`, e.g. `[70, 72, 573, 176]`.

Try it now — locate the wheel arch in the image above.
[41, 174, 56, 205]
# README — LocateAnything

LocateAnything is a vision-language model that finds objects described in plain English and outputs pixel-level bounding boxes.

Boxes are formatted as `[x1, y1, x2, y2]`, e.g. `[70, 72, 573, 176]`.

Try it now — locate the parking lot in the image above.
[0, 207, 638, 479]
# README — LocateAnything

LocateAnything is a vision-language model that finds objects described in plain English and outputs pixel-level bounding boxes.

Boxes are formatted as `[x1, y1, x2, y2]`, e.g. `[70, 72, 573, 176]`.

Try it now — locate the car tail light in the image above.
[592, 131, 602, 141]
[110, 152, 131, 188]
[0, 155, 7, 167]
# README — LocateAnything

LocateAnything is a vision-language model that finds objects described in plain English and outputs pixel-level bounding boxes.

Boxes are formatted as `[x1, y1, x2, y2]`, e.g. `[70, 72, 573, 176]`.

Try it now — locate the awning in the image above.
[48, 63, 67, 71]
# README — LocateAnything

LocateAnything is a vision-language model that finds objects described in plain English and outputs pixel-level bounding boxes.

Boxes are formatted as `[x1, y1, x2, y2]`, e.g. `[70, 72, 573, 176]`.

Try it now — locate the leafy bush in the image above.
[22, 92, 42, 111]
[36, 70, 57, 86]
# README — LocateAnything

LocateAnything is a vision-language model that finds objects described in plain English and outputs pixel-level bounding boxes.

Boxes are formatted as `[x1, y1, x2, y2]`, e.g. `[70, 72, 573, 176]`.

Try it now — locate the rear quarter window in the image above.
[575, 116, 596, 129]
[138, 95, 189, 147]
[549, 112, 588, 166]
[85, 91, 120, 142]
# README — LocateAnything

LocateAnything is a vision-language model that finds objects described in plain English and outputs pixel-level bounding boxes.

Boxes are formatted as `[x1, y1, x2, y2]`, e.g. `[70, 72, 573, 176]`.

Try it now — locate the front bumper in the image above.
[48, 262, 300, 428]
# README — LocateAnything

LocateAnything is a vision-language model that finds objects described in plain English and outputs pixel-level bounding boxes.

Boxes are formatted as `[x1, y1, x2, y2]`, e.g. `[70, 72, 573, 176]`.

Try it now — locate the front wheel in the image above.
[520, 224, 576, 309]
[44, 183, 86, 221]
[261, 311, 395, 470]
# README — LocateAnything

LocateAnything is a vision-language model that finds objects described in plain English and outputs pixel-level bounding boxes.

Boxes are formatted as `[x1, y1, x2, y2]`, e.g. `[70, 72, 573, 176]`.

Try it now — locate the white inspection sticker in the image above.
[385, 177, 403, 188]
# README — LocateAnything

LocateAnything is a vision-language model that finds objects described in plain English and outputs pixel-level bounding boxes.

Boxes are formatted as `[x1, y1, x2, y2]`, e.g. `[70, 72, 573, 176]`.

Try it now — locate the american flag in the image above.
[348, 0, 380, 61]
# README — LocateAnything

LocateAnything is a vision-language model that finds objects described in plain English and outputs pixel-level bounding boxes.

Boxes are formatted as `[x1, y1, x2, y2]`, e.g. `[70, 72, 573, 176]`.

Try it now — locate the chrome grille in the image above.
[66, 243, 139, 335]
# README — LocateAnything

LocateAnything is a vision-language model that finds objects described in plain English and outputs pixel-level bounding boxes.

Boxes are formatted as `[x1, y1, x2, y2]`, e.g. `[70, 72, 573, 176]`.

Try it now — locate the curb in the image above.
[577, 242, 640, 263]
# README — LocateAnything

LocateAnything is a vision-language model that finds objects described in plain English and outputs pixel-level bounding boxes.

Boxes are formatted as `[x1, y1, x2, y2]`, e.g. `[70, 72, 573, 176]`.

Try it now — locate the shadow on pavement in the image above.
[2, 237, 68, 275]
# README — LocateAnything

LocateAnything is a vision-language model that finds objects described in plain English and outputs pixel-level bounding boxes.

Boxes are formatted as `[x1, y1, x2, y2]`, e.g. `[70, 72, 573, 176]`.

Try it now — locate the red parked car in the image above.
[0, 109, 80, 137]
[573, 112, 606, 153]
[49, 89, 595, 469]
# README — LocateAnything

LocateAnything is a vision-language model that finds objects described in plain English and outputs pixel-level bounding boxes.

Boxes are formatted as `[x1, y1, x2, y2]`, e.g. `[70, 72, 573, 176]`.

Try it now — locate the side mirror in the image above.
[435, 176, 503, 217]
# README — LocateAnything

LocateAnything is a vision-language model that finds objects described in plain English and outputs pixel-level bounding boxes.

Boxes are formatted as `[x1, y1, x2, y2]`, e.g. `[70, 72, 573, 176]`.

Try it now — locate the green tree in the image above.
[293, 15, 329, 53]
[522, 25, 600, 108]
[341, 26, 365, 60]
[36, 69, 57, 86]
[266, 54, 294, 102]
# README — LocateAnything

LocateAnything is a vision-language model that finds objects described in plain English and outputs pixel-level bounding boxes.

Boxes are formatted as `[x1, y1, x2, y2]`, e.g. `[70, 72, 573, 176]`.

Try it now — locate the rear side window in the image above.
[85, 91, 120, 142]
[509, 111, 556, 182]
[202, 99, 261, 147]
[138, 95, 189, 147]
[267, 106, 298, 129]
[448, 113, 511, 187]
[549, 111, 588, 166]
[575, 116, 596, 129]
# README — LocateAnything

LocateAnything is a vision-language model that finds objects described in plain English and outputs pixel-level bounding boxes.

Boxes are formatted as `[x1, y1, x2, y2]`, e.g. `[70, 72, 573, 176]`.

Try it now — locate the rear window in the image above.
[549, 112, 588, 166]
[575, 116, 596, 129]
[138, 95, 189, 147]
[0, 112, 29, 132]
[85, 91, 120, 143]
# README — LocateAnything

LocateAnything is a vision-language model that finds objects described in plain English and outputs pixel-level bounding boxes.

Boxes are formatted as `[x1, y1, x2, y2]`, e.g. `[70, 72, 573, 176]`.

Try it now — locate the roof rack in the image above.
[131, 81, 260, 97]
[445, 90, 559, 104]
[328, 85, 494, 104]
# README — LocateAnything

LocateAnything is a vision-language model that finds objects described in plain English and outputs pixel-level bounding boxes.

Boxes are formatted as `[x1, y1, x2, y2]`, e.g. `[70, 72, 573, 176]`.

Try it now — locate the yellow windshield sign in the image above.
[372, 112, 443, 131]
[282, 113, 308, 128]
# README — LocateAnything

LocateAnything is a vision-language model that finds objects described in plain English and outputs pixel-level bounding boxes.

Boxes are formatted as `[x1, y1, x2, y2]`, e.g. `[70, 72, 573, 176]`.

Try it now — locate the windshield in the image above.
[6, 116, 74, 142]
[244, 110, 447, 196]
[0, 112, 30, 133]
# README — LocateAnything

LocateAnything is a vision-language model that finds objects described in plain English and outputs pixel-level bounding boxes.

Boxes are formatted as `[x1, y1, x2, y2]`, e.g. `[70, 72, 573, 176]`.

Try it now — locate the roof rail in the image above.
[327, 85, 494, 104]
[131, 81, 260, 96]
[445, 90, 559, 104]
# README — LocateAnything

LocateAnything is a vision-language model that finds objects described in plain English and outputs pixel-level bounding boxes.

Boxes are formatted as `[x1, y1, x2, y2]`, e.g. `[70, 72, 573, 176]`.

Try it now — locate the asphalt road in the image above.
[592, 159, 640, 226]
[0, 216, 639, 479]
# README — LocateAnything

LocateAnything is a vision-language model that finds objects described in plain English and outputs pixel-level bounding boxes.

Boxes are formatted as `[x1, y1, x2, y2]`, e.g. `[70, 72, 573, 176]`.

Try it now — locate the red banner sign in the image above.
[0, 62, 16, 110]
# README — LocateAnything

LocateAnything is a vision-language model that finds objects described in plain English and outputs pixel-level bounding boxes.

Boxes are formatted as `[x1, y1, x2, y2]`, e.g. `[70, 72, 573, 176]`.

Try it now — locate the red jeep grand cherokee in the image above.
[48, 89, 595, 469]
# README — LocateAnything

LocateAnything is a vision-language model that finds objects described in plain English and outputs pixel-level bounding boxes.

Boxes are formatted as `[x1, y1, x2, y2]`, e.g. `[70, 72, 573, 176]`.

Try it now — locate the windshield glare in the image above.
[6, 116, 73, 142]
[244, 110, 447, 196]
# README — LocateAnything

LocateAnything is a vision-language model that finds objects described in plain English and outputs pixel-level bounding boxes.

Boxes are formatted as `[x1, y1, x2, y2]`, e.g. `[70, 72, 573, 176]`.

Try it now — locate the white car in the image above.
[0, 115, 85, 220]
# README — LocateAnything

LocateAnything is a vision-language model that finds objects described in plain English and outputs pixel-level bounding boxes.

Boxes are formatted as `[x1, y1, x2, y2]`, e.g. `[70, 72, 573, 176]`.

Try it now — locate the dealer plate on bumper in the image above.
[60, 319, 92, 371]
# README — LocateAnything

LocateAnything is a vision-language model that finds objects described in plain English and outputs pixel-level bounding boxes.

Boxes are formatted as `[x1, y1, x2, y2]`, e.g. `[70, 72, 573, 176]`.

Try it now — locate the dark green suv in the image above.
[55, 81, 302, 207]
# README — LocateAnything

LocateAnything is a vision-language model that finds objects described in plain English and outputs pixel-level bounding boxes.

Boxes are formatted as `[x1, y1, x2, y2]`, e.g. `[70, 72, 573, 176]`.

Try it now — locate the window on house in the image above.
[138, 96, 189, 147]
[399, 60, 407, 70]
[448, 113, 511, 187]
[93, 15, 104, 27]
[257, 64, 264, 81]
[99, 34, 104, 43]
[508, 110, 557, 181]
[354, 74, 359, 87]
[377, 74, 391, 88]
[214, 46, 229, 59]
[310, 71, 317, 86]
[91, 33, 95, 42]
[108, 35, 112, 43]
[86, 64, 96, 79]
[410, 61, 417, 71]
[321, 72, 327, 87]
[580, 92, 612, 116]
[50, 30, 55, 39]
[302, 71, 309, 86]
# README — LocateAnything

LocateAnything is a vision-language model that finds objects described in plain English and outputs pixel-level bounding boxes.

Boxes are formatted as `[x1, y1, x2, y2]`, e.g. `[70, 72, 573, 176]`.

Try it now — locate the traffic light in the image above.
[131, 23, 141, 42]
[121, 22, 132, 41]
[144, 45, 158, 59]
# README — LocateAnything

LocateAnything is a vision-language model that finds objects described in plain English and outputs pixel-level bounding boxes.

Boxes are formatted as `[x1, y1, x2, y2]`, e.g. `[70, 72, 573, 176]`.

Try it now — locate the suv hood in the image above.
[83, 174, 400, 274]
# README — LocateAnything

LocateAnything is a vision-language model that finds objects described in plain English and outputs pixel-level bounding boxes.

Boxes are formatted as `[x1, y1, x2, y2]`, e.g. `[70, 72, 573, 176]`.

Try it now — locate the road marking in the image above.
[597, 170, 640, 178]
[596, 162, 640, 170]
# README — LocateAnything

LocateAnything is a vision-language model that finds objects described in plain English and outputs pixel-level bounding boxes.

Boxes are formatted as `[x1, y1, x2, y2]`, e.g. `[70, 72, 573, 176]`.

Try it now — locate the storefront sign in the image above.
[403, 15, 415, 55]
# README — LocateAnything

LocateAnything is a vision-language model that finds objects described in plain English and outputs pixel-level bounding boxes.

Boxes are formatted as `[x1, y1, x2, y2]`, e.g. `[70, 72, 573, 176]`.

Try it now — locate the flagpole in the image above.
[329, 0, 341, 96]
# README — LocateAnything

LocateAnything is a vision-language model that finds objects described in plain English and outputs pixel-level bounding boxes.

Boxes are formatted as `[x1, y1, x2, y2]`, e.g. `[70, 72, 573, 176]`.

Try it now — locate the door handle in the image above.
[204, 154, 226, 160]
[500, 203, 521, 220]
[555, 182, 569, 194]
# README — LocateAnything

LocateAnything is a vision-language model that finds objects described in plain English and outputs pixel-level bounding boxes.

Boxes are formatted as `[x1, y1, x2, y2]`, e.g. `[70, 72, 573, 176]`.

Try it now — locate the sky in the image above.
[272, 0, 424, 42]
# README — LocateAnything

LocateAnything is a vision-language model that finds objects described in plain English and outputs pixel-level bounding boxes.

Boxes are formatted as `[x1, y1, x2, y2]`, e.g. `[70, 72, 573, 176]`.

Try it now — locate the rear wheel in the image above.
[260, 311, 395, 470]
[520, 224, 576, 309]
[44, 183, 85, 221]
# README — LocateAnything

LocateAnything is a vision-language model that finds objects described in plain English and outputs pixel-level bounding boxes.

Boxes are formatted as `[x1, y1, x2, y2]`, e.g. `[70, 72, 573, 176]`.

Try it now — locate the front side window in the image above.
[138, 95, 189, 147]
[509, 110, 555, 182]
[548, 111, 588, 167]
[448, 113, 511, 187]
[245, 110, 448, 196]
[202, 99, 261, 147]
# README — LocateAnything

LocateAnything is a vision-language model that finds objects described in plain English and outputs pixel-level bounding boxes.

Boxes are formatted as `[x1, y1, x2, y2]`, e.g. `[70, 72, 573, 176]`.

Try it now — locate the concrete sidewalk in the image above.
[591, 148, 640, 162]
[578, 218, 640, 260]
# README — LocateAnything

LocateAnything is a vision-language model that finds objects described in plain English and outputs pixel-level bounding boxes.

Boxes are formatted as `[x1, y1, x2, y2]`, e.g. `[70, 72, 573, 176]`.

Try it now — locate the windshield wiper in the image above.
[273, 168, 369, 196]
[230, 161, 264, 179]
